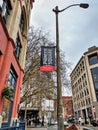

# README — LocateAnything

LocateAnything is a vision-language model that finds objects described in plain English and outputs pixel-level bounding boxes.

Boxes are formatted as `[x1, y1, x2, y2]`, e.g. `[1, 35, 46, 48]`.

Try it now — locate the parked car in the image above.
[54, 121, 57, 125]
[68, 116, 75, 124]
[64, 121, 69, 128]
[81, 119, 85, 125]
[91, 120, 98, 127]
[50, 119, 55, 125]
[53, 121, 69, 127]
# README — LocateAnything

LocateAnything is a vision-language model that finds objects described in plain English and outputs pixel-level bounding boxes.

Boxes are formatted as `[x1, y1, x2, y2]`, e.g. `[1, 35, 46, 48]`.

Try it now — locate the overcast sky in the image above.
[30, 0, 98, 69]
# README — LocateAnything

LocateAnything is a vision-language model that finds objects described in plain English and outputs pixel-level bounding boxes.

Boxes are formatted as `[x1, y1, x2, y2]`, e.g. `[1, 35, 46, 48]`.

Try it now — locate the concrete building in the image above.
[0, 0, 34, 127]
[70, 46, 98, 123]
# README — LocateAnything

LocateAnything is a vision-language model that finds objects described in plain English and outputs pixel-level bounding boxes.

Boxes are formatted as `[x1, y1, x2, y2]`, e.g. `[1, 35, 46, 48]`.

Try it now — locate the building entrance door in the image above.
[82, 109, 87, 124]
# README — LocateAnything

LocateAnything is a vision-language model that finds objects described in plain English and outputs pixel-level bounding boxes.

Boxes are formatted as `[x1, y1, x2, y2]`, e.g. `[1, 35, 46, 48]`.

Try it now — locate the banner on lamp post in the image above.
[40, 46, 56, 71]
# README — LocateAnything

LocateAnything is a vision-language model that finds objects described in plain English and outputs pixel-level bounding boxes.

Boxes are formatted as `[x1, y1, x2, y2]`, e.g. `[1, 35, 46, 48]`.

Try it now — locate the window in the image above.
[25, 0, 28, 4]
[87, 89, 89, 95]
[88, 98, 90, 104]
[91, 67, 98, 74]
[0, 1, 3, 10]
[91, 67, 98, 101]
[2, 98, 10, 122]
[2, 66, 17, 122]
[8, 66, 17, 88]
[84, 90, 86, 96]
[89, 53, 98, 65]
[19, 12, 25, 35]
[96, 94, 98, 101]
[94, 82, 98, 91]
[0, 50, 2, 55]
[15, 34, 22, 59]
[0, 0, 12, 24]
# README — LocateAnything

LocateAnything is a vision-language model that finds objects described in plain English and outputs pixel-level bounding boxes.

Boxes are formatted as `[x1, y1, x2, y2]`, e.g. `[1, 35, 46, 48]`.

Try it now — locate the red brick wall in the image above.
[54, 96, 73, 119]
[62, 96, 73, 118]
[0, 18, 24, 118]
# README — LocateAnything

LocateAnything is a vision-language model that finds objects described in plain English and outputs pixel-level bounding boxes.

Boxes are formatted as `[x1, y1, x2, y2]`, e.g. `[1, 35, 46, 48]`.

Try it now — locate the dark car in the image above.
[91, 120, 98, 127]
[68, 116, 75, 124]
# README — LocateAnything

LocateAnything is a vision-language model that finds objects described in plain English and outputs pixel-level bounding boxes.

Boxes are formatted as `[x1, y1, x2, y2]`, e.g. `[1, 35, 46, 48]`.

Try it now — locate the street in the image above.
[26, 124, 98, 130]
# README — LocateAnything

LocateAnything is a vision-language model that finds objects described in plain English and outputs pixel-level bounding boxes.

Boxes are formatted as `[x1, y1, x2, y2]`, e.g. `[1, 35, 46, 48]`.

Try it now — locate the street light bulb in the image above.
[80, 3, 89, 9]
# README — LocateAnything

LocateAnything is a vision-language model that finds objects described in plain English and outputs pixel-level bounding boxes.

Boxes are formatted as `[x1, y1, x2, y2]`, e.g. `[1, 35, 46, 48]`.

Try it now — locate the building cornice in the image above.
[84, 46, 98, 55]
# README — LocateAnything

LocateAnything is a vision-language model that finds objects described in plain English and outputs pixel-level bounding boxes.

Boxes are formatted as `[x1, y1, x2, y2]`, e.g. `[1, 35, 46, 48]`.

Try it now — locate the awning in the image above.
[20, 107, 39, 111]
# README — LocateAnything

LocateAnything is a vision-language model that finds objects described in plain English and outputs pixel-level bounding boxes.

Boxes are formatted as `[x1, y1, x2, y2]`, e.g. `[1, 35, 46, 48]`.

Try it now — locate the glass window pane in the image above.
[0, 1, 3, 7]
[8, 67, 17, 88]
[20, 13, 24, 35]
[2, 98, 10, 122]
[89, 54, 98, 65]
[95, 82, 98, 91]
[93, 74, 98, 81]
[2, 66, 18, 122]
[15, 34, 21, 59]
[91, 67, 98, 101]
[91, 67, 98, 74]
[96, 93, 98, 101]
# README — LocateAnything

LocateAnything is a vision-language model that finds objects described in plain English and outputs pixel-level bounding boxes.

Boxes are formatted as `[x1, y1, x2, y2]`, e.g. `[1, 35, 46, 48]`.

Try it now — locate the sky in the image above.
[30, 0, 98, 69]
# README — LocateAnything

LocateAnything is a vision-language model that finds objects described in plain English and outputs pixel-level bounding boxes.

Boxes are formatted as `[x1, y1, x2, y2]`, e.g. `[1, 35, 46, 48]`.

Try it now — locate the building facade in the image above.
[70, 46, 98, 123]
[54, 96, 73, 121]
[0, 0, 34, 127]
[62, 96, 73, 119]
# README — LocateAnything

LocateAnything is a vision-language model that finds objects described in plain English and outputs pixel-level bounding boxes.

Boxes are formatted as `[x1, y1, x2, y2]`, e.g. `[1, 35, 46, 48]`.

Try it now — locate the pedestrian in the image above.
[41, 115, 44, 126]
[37, 116, 40, 125]
[39, 116, 42, 125]
[78, 116, 82, 125]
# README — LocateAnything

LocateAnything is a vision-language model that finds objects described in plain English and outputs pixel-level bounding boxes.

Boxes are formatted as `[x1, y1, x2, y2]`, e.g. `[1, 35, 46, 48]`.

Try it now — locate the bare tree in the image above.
[60, 51, 72, 95]
[20, 26, 72, 106]
[20, 27, 56, 105]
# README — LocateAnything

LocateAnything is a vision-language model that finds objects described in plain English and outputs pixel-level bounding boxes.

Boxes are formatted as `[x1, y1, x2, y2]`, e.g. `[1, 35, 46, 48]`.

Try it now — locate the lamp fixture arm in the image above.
[52, 3, 89, 14]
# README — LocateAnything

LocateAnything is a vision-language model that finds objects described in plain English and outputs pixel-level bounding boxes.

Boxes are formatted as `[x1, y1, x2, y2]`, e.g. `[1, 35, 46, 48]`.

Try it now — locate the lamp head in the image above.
[80, 3, 89, 9]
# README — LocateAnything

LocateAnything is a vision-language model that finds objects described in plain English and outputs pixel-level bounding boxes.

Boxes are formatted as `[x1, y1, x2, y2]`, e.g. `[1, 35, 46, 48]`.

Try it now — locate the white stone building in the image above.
[70, 46, 98, 123]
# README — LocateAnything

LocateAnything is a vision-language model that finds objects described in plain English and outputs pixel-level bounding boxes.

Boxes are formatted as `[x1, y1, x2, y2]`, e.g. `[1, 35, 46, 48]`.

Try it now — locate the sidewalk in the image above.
[27, 128, 47, 130]
[26, 125, 48, 130]
[26, 124, 98, 130]
[77, 124, 98, 130]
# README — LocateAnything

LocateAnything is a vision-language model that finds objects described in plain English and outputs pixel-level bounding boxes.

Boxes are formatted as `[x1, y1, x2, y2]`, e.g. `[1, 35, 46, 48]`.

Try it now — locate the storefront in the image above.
[19, 108, 39, 124]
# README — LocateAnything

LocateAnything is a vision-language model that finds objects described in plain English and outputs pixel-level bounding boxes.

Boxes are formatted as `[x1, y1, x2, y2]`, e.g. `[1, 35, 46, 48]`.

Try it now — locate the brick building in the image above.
[0, 0, 34, 127]
[54, 96, 73, 120]
[62, 96, 73, 119]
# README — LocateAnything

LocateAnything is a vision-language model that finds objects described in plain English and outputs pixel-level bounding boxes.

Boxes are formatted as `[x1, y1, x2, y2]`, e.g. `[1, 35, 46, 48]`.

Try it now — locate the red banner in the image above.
[40, 46, 56, 71]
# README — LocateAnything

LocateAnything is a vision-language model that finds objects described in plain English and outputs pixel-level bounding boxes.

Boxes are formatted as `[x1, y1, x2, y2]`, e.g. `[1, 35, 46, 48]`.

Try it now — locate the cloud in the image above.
[30, 0, 98, 68]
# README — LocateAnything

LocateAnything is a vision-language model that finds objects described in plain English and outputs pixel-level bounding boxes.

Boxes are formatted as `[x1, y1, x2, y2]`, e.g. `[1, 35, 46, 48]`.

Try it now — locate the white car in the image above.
[50, 119, 55, 125]
[54, 121, 69, 127]
[64, 121, 69, 128]
[54, 121, 57, 125]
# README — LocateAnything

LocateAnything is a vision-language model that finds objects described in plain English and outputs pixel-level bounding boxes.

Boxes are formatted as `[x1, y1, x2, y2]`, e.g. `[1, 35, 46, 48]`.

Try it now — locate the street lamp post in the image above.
[52, 3, 89, 130]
